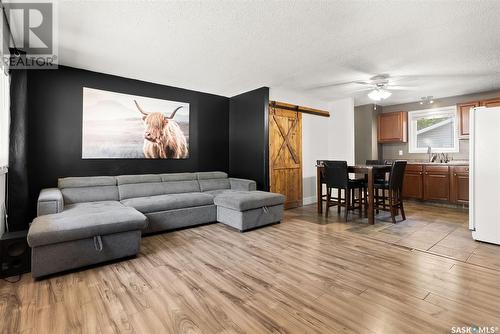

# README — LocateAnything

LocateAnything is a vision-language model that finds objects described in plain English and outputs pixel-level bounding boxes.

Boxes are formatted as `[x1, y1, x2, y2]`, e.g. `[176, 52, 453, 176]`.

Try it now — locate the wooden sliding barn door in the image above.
[269, 104, 302, 209]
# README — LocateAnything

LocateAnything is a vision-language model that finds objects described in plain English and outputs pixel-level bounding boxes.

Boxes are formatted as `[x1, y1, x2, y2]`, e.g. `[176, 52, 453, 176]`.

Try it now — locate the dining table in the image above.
[316, 163, 392, 224]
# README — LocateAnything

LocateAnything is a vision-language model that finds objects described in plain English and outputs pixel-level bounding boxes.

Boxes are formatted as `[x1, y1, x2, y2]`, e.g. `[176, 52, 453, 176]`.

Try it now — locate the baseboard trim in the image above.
[303, 196, 317, 206]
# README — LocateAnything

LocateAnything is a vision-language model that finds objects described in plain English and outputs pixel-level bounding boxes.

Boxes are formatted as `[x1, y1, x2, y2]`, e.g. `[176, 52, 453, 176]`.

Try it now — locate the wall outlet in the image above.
[398, 150, 403, 156]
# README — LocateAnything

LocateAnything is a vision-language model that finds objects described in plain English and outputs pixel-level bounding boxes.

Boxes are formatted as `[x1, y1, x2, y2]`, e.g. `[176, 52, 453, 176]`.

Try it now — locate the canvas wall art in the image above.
[82, 87, 190, 159]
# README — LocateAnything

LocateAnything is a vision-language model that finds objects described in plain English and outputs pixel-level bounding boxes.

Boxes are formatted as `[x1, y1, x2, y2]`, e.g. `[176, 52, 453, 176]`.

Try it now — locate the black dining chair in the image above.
[366, 160, 389, 181]
[365, 160, 389, 211]
[374, 160, 407, 224]
[317, 160, 332, 205]
[323, 161, 365, 221]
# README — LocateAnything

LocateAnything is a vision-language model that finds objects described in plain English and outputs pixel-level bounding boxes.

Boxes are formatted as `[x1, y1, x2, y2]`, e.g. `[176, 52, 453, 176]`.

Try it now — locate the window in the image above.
[408, 106, 459, 153]
[0, 71, 9, 169]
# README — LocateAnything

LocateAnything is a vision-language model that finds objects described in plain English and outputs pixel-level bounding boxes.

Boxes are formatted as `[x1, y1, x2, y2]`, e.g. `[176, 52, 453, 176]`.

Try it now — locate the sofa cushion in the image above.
[198, 178, 231, 192]
[197, 171, 230, 191]
[61, 186, 119, 204]
[118, 182, 166, 200]
[27, 201, 147, 247]
[121, 192, 214, 214]
[213, 191, 286, 211]
[119, 180, 200, 200]
[204, 189, 235, 197]
[58, 176, 117, 188]
[164, 180, 200, 194]
[160, 173, 197, 182]
[58, 176, 119, 204]
[197, 171, 228, 180]
[117, 174, 161, 185]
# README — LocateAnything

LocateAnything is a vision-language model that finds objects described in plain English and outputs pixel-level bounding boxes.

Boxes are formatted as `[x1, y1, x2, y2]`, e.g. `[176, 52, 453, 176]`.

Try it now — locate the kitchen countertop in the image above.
[384, 160, 469, 166]
[406, 161, 469, 165]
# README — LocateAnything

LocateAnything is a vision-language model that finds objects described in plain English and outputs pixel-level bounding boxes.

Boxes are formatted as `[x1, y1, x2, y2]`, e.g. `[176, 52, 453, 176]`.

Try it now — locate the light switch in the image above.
[398, 150, 403, 156]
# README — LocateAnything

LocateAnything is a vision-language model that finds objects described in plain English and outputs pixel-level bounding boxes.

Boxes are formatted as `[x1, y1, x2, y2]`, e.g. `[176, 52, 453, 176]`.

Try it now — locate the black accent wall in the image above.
[7, 65, 29, 232]
[229, 87, 269, 191]
[15, 66, 229, 230]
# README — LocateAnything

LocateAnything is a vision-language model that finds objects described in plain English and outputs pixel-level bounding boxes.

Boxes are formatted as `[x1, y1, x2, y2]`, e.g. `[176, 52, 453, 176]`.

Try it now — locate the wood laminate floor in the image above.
[1, 202, 500, 334]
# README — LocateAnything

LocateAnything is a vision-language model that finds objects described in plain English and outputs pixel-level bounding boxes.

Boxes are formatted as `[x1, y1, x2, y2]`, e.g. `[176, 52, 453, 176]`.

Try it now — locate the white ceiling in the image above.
[20, 1, 500, 105]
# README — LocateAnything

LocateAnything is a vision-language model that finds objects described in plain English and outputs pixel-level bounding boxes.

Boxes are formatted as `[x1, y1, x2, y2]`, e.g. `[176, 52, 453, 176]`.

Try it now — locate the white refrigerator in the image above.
[469, 106, 500, 245]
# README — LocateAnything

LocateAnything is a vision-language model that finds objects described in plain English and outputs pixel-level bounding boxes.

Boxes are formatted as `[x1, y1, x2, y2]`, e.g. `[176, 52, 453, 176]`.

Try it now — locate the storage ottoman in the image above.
[213, 191, 285, 231]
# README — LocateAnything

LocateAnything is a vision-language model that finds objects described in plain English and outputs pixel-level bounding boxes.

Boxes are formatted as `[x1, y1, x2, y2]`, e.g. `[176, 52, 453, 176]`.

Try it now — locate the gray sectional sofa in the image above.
[27, 172, 285, 278]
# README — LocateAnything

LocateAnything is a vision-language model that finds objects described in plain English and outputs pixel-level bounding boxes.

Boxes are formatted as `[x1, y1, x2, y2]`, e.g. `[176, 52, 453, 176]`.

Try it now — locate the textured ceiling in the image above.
[20, 1, 500, 105]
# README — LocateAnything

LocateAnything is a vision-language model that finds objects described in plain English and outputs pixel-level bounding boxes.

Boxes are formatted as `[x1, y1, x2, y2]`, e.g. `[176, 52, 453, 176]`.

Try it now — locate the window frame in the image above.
[408, 106, 459, 154]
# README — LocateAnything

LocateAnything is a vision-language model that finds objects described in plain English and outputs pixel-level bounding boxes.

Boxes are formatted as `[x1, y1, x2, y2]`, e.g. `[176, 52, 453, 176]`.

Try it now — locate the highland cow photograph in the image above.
[82, 87, 190, 159]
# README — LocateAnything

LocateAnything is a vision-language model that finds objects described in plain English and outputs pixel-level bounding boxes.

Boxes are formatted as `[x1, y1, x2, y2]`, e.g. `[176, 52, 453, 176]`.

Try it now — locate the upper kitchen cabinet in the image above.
[378, 111, 407, 143]
[457, 98, 500, 139]
[457, 101, 479, 139]
[481, 98, 500, 108]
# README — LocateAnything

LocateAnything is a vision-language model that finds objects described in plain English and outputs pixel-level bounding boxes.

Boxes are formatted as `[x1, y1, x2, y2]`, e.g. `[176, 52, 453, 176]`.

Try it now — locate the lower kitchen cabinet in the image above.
[423, 166, 450, 201]
[450, 166, 470, 204]
[402, 164, 468, 205]
[402, 165, 423, 199]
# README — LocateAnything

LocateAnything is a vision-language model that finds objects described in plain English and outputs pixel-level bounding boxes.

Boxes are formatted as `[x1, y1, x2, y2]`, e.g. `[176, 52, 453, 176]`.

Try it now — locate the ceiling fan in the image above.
[317, 74, 415, 102]
[311, 71, 499, 102]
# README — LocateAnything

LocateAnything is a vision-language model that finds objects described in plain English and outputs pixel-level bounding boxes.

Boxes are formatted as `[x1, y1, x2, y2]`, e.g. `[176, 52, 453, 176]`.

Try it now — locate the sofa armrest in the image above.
[37, 188, 64, 216]
[229, 178, 257, 191]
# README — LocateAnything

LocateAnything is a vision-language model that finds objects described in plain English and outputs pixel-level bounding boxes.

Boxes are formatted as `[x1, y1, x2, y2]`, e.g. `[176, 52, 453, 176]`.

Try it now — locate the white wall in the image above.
[269, 87, 355, 205]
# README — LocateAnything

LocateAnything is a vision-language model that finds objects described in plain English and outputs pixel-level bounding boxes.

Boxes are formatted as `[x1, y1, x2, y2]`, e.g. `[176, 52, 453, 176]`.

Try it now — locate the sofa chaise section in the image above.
[28, 177, 147, 278]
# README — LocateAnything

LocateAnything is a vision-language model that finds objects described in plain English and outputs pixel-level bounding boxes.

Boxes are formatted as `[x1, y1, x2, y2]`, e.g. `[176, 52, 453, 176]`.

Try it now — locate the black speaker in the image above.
[0, 230, 31, 278]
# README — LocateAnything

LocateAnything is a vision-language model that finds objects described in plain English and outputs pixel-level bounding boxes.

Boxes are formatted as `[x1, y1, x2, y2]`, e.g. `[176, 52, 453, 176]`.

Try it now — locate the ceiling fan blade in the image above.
[386, 85, 418, 91]
[308, 80, 373, 90]
[352, 81, 373, 86]
[306, 81, 355, 90]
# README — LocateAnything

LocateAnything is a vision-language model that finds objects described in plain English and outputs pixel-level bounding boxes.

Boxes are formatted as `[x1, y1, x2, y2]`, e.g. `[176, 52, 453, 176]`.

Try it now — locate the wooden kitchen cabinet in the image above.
[457, 101, 479, 139]
[450, 166, 469, 205]
[457, 98, 500, 139]
[481, 98, 500, 108]
[378, 111, 407, 143]
[423, 165, 450, 201]
[402, 165, 423, 199]
[403, 164, 468, 204]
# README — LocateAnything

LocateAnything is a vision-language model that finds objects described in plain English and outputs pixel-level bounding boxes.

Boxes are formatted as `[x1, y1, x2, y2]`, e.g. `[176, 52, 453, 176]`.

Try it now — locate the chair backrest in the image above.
[366, 160, 383, 165]
[317, 160, 333, 179]
[388, 160, 407, 192]
[323, 161, 349, 189]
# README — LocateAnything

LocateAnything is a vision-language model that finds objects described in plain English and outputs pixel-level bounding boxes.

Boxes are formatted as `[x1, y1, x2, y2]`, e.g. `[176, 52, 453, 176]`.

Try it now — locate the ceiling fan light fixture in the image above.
[368, 88, 392, 101]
